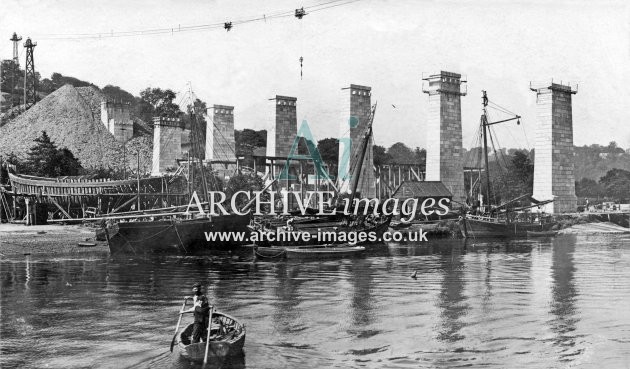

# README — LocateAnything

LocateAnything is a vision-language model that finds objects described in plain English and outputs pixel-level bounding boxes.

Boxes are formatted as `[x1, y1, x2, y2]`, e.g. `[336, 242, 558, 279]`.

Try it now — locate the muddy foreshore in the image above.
[0, 223, 108, 257]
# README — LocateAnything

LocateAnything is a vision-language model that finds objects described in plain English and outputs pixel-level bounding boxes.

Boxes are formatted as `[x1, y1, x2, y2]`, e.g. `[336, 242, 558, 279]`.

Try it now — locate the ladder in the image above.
[0, 191, 14, 221]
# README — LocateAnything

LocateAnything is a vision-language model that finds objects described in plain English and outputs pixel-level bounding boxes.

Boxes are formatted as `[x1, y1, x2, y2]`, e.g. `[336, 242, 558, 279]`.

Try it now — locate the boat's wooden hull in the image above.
[460, 217, 553, 238]
[285, 245, 366, 259]
[177, 313, 246, 363]
[251, 217, 392, 247]
[104, 214, 251, 255]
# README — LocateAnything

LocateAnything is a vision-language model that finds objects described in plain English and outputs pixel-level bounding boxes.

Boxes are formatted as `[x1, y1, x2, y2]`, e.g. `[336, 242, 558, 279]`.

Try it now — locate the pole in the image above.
[137, 152, 141, 211]
[203, 306, 215, 366]
[300, 160, 305, 205]
[123, 143, 127, 179]
[170, 298, 189, 352]
[481, 91, 491, 210]
[188, 152, 192, 196]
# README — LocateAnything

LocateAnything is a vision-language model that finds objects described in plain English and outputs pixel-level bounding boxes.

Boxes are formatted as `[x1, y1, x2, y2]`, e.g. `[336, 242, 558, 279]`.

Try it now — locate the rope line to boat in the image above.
[116, 233, 138, 254]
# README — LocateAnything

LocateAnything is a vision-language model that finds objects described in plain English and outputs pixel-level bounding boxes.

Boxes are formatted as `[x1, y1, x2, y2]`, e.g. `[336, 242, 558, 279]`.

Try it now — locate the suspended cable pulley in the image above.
[299, 56, 304, 80]
[295, 7, 307, 19]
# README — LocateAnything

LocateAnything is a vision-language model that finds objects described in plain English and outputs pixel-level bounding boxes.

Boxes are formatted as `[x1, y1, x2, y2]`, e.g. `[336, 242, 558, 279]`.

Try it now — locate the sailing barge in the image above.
[459, 91, 555, 238]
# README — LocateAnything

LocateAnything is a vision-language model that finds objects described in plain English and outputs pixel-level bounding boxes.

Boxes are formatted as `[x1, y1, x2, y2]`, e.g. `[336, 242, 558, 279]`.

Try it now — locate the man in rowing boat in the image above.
[180, 282, 211, 343]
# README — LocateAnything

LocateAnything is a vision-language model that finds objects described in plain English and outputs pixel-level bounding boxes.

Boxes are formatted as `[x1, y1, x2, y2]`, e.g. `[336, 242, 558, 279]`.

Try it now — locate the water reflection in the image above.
[549, 235, 580, 360]
[349, 259, 375, 328]
[271, 262, 307, 335]
[436, 244, 468, 343]
[1, 235, 629, 368]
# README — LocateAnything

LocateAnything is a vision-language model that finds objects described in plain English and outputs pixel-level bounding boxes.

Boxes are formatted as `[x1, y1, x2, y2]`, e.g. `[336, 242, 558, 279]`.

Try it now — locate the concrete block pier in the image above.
[205, 104, 237, 171]
[101, 100, 133, 143]
[266, 96, 297, 158]
[151, 116, 182, 176]
[531, 82, 578, 213]
[422, 71, 467, 204]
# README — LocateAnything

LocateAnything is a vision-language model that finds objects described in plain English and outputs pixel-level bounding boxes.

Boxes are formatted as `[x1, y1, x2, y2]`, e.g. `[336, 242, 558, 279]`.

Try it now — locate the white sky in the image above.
[2, 0, 629, 149]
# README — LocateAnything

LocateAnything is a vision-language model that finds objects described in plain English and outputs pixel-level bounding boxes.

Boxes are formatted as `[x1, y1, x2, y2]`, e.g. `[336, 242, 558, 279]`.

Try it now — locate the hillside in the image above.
[0, 84, 125, 169]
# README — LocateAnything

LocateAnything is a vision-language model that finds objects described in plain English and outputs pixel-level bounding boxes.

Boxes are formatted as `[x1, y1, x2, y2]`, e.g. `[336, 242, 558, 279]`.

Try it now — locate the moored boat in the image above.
[104, 213, 251, 255]
[250, 215, 391, 247]
[253, 245, 288, 259]
[285, 244, 365, 259]
[177, 311, 246, 363]
[460, 213, 554, 238]
[459, 91, 557, 238]
[526, 230, 558, 237]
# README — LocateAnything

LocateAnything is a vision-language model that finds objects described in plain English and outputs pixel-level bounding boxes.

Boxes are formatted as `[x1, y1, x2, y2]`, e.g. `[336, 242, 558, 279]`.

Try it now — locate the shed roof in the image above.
[392, 181, 453, 198]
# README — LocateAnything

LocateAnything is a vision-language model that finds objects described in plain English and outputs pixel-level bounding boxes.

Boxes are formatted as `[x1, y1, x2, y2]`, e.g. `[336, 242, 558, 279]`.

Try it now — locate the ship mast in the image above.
[479, 90, 521, 210]
[481, 91, 491, 208]
[347, 102, 377, 206]
[188, 84, 209, 202]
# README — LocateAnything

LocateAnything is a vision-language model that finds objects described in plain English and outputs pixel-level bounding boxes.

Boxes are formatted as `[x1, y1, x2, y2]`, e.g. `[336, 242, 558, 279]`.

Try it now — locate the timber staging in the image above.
[1, 173, 188, 223]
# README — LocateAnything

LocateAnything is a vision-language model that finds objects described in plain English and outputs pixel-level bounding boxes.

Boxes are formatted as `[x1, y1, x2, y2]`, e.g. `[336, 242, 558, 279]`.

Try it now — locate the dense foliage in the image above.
[23, 131, 82, 177]
[136, 87, 183, 124]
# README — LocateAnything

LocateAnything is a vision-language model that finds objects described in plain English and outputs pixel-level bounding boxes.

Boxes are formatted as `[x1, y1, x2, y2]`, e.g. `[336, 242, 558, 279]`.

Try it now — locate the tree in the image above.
[575, 178, 604, 198]
[102, 85, 136, 106]
[235, 129, 267, 168]
[414, 147, 426, 170]
[235, 129, 266, 153]
[49, 72, 93, 90]
[137, 88, 182, 123]
[486, 150, 534, 204]
[599, 168, 630, 200]
[373, 145, 390, 166]
[511, 150, 534, 189]
[24, 131, 82, 177]
[0, 60, 21, 93]
[39, 78, 55, 94]
[54, 148, 82, 176]
[317, 138, 338, 165]
[387, 142, 415, 164]
[0, 60, 23, 109]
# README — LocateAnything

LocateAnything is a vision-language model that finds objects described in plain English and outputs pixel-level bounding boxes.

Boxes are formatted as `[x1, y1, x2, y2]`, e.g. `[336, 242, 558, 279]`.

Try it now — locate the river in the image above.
[1, 234, 629, 368]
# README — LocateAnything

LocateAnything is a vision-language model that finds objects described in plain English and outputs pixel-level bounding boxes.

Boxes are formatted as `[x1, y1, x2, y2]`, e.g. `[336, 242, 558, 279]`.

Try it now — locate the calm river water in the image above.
[1, 234, 630, 369]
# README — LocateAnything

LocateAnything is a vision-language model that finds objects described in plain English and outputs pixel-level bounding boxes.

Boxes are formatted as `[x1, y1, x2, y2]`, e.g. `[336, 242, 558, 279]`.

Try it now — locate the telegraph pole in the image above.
[9, 33, 22, 109]
[23, 38, 37, 110]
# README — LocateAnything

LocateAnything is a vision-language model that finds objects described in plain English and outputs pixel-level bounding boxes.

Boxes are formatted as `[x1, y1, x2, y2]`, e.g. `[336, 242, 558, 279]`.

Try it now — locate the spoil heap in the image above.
[0, 84, 125, 169]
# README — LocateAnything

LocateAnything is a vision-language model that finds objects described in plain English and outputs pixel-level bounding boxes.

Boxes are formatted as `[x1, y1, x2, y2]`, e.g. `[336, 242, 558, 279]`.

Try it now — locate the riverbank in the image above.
[0, 223, 108, 257]
[558, 222, 630, 234]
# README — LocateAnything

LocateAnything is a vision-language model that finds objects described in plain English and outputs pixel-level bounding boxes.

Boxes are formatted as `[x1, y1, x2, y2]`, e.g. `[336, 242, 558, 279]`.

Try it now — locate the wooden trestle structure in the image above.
[1, 173, 188, 222]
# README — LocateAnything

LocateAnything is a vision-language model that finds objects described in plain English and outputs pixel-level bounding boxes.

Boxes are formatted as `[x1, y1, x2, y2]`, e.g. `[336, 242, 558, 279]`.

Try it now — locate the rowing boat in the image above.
[177, 311, 246, 363]
[526, 230, 558, 237]
[284, 245, 366, 259]
[253, 244, 332, 260]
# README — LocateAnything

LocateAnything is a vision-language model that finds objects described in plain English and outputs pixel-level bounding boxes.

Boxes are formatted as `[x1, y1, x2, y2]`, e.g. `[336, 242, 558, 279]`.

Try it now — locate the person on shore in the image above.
[180, 283, 211, 343]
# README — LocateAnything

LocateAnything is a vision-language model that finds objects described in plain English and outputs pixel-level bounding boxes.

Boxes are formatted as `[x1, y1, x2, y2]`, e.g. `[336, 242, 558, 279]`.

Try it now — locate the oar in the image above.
[170, 298, 189, 352]
[202, 306, 215, 367]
